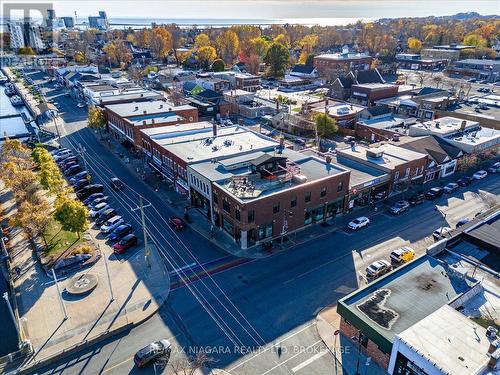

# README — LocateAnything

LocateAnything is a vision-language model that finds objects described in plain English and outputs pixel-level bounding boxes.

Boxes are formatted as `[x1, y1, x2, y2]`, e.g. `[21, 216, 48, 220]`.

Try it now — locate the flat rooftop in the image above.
[446, 126, 500, 146]
[161, 128, 278, 164]
[352, 83, 396, 90]
[315, 52, 371, 61]
[397, 305, 491, 375]
[310, 101, 365, 117]
[339, 255, 474, 344]
[358, 114, 417, 130]
[409, 117, 479, 136]
[105, 99, 193, 118]
[337, 144, 427, 171]
[98, 90, 163, 104]
[141, 121, 213, 138]
[330, 154, 389, 189]
[213, 149, 347, 201]
[129, 113, 184, 126]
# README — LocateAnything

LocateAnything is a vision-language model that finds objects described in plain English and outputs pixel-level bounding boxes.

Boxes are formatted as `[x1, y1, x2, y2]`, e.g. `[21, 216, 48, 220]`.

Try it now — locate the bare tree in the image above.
[169, 352, 215, 375]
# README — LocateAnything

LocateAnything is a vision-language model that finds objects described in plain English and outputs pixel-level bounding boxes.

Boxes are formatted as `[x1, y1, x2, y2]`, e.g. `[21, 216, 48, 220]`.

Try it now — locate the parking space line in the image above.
[259, 340, 322, 375]
[291, 351, 328, 373]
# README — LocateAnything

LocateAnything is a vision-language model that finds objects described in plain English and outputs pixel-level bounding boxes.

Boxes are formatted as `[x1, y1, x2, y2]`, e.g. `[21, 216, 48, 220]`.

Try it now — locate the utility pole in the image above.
[132, 196, 152, 268]
[103, 251, 114, 301]
[51, 268, 69, 320]
[78, 143, 89, 174]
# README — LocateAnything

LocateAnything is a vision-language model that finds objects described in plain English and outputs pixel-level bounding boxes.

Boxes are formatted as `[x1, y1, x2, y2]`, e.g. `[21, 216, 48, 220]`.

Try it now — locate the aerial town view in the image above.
[0, 0, 499, 374]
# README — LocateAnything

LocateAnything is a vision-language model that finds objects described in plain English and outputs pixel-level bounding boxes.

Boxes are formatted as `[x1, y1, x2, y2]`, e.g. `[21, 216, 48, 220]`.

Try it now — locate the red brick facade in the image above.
[339, 318, 391, 370]
[105, 106, 199, 147]
[212, 171, 350, 247]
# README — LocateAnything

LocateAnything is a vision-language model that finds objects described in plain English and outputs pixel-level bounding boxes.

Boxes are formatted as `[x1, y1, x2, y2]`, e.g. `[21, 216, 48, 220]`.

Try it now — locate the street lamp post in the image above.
[51, 268, 69, 320]
[3, 292, 22, 343]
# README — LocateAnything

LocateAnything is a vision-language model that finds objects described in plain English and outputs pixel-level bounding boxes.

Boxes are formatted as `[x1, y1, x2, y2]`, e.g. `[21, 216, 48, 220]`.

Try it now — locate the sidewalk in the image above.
[316, 306, 387, 375]
[0, 183, 170, 374]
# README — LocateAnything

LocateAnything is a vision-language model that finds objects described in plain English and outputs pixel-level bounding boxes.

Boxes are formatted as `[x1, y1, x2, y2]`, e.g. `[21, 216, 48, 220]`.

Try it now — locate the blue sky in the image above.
[2, 0, 499, 21]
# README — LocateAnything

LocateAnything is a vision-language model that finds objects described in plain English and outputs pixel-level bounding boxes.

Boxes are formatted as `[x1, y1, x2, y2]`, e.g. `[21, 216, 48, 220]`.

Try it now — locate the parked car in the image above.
[366, 260, 391, 278]
[168, 216, 186, 230]
[69, 171, 89, 184]
[390, 247, 415, 264]
[73, 178, 90, 191]
[113, 234, 138, 254]
[487, 162, 500, 173]
[472, 170, 488, 180]
[110, 177, 124, 190]
[100, 215, 124, 234]
[456, 217, 470, 228]
[389, 200, 410, 215]
[433, 226, 452, 240]
[443, 182, 459, 194]
[83, 193, 106, 206]
[53, 150, 72, 162]
[58, 156, 78, 167]
[95, 208, 117, 226]
[456, 176, 472, 187]
[76, 184, 104, 200]
[89, 203, 110, 219]
[108, 224, 134, 242]
[51, 148, 70, 156]
[89, 198, 108, 210]
[64, 164, 83, 177]
[348, 216, 370, 230]
[409, 192, 425, 206]
[425, 187, 443, 200]
[134, 339, 171, 368]
[61, 161, 79, 172]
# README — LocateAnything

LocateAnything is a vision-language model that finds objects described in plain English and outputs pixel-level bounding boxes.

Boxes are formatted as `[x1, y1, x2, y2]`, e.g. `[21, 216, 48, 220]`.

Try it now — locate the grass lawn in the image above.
[292, 107, 301, 113]
[43, 219, 83, 257]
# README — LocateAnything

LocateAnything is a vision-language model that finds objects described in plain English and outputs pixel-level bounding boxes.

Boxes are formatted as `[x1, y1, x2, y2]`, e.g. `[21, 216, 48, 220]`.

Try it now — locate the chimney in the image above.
[143, 110, 147, 114]
[160, 104, 163, 109]
[143, 120, 147, 125]
[212, 123, 217, 138]
[326, 155, 332, 163]
[460, 120, 467, 132]
[135, 106, 138, 111]
[151, 118, 155, 124]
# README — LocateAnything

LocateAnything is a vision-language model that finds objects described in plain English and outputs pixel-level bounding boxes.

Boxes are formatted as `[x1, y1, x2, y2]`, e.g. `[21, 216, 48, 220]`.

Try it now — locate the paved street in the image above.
[25, 70, 500, 374]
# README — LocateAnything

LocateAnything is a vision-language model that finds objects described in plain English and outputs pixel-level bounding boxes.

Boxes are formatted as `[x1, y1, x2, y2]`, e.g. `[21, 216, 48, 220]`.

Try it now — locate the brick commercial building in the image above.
[337, 255, 477, 370]
[314, 46, 372, 81]
[337, 144, 428, 194]
[104, 100, 198, 147]
[140, 123, 278, 196]
[350, 83, 399, 107]
[208, 150, 350, 249]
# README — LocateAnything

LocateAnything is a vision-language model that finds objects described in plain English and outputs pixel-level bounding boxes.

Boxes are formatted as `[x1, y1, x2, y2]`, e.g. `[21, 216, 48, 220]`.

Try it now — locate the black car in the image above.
[69, 171, 89, 184]
[110, 177, 124, 190]
[134, 340, 171, 368]
[456, 177, 472, 187]
[76, 184, 104, 200]
[409, 192, 425, 206]
[95, 208, 117, 226]
[57, 155, 77, 166]
[425, 187, 443, 200]
[83, 192, 105, 206]
[108, 223, 133, 242]
[64, 164, 83, 177]
[73, 178, 90, 191]
[61, 161, 79, 172]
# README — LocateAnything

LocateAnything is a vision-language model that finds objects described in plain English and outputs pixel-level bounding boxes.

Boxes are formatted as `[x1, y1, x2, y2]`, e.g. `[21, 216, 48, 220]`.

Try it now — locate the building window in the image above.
[258, 223, 273, 240]
[305, 192, 311, 203]
[304, 210, 313, 225]
[405, 167, 410, 177]
[320, 187, 327, 197]
[222, 198, 230, 213]
[235, 208, 241, 221]
[290, 197, 297, 208]
[248, 209, 255, 223]
[338, 181, 344, 192]
[273, 203, 280, 214]
[213, 193, 218, 204]
[394, 171, 400, 180]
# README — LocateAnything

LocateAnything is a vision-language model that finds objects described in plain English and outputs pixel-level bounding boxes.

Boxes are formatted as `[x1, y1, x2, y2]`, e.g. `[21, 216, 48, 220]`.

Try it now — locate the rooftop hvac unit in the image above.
[292, 174, 307, 184]
[366, 148, 384, 158]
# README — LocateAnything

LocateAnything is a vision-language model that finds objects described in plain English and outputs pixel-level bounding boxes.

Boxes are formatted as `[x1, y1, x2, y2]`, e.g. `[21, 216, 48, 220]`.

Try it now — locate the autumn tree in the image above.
[297, 34, 318, 64]
[407, 37, 423, 53]
[216, 30, 240, 65]
[54, 197, 89, 238]
[10, 200, 51, 246]
[88, 106, 107, 138]
[197, 46, 217, 69]
[273, 34, 291, 48]
[249, 37, 270, 59]
[102, 40, 132, 67]
[264, 43, 290, 78]
[463, 33, 487, 47]
[194, 33, 211, 48]
[313, 113, 338, 151]
[150, 27, 173, 60]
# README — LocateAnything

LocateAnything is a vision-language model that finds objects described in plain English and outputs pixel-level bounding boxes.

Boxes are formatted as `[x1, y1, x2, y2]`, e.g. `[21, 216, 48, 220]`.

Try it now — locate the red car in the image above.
[113, 234, 138, 254]
[168, 217, 186, 230]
